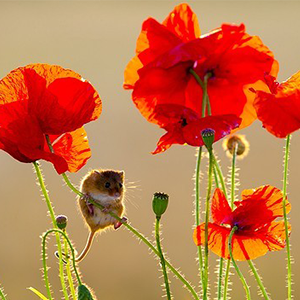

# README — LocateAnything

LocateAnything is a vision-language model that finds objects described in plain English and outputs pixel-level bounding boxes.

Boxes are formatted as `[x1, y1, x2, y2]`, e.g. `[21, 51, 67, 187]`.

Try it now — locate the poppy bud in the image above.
[77, 284, 94, 300]
[152, 192, 169, 218]
[56, 215, 68, 230]
[222, 135, 249, 159]
[201, 128, 215, 150]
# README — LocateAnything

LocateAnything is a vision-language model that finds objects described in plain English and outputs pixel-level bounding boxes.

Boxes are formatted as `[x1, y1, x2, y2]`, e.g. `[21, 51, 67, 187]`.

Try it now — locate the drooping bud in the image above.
[222, 135, 250, 159]
[152, 192, 169, 218]
[56, 215, 68, 230]
[77, 284, 94, 300]
[201, 128, 215, 151]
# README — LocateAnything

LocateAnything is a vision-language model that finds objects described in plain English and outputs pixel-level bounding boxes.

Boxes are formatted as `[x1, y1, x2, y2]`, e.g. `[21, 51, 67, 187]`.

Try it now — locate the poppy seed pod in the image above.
[152, 192, 169, 218]
[201, 128, 215, 150]
[56, 215, 68, 230]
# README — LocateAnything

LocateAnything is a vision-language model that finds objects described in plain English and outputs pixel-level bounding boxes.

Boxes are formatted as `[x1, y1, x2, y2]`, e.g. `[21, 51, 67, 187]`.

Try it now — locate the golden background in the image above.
[0, 1, 299, 299]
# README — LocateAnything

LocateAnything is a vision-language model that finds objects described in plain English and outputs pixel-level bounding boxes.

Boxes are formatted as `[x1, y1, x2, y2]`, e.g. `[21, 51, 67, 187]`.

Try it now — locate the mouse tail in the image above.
[76, 230, 96, 262]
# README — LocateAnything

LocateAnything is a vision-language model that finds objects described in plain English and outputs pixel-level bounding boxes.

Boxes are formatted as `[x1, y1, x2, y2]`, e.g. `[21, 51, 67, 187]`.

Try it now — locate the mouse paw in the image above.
[87, 202, 94, 215]
[101, 207, 110, 213]
[114, 217, 128, 230]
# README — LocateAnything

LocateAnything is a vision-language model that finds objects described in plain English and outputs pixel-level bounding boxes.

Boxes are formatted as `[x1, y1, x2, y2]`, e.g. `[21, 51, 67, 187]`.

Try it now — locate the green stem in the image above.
[283, 134, 292, 300]
[64, 230, 77, 300]
[203, 149, 214, 299]
[229, 226, 251, 300]
[0, 286, 6, 300]
[43, 229, 82, 286]
[212, 155, 229, 300]
[212, 155, 228, 197]
[247, 261, 269, 300]
[155, 217, 172, 300]
[33, 162, 69, 300]
[195, 146, 204, 289]
[223, 143, 238, 299]
[213, 166, 223, 300]
[62, 173, 199, 300]
[223, 261, 231, 300]
[230, 145, 237, 209]
[217, 257, 223, 300]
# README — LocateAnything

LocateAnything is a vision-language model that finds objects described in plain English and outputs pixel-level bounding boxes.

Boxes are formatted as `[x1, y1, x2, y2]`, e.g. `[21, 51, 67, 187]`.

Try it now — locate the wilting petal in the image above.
[50, 127, 91, 173]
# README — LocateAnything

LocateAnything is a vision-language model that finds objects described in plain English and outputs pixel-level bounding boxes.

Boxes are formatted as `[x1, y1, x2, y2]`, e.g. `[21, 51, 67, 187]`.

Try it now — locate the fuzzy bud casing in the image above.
[201, 128, 215, 150]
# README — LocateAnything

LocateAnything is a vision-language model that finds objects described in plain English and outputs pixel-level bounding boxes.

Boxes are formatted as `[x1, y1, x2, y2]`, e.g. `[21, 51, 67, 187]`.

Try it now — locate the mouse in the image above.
[76, 169, 127, 262]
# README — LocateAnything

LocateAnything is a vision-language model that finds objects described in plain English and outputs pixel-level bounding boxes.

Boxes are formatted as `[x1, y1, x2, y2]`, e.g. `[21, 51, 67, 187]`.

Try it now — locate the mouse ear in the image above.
[119, 170, 125, 178]
[94, 169, 102, 175]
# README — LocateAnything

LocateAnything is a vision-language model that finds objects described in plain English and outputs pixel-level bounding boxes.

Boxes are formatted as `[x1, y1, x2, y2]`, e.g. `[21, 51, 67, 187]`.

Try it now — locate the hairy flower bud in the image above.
[152, 192, 169, 218]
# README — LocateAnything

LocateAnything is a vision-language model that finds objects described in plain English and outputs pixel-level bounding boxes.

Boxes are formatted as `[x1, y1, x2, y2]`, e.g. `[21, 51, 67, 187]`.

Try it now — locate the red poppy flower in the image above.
[124, 4, 278, 153]
[253, 72, 300, 138]
[193, 185, 291, 261]
[0, 64, 101, 174]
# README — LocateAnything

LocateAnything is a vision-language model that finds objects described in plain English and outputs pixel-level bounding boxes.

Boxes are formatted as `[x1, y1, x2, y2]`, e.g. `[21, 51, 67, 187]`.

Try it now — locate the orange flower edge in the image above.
[193, 186, 291, 261]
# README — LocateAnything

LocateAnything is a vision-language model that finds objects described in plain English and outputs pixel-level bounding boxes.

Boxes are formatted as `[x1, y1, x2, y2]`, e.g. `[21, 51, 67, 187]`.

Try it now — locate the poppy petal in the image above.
[211, 188, 232, 225]
[265, 221, 291, 251]
[254, 71, 300, 138]
[182, 115, 241, 146]
[50, 127, 91, 173]
[194, 223, 271, 261]
[240, 185, 291, 218]
[162, 3, 200, 42]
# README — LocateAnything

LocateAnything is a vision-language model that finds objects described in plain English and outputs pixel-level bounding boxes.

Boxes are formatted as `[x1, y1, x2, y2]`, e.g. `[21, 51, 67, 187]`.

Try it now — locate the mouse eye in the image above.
[119, 183, 123, 188]
[105, 182, 110, 188]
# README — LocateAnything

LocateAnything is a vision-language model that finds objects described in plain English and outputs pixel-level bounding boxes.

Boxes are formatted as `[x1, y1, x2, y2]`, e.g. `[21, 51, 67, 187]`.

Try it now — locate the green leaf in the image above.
[77, 284, 94, 300]
[27, 287, 49, 300]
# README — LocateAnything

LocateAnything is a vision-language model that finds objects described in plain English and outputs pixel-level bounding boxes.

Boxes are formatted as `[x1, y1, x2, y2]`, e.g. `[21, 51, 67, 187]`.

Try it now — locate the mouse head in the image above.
[93, 169, 125, 200]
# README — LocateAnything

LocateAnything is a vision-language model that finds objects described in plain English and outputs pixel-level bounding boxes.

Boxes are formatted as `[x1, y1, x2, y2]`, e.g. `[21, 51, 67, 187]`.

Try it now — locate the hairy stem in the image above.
[283, 134, 292, 300]
[229, 226, 251, 300]
[43, 229, 82, 286]
[64, 231, 77, 299]
[203, 149, 214, 299]
[155, 217, 172, 300]
[33, 162, 69, 300]
[62, 173, 199, 300]
[247, 260, 269, 300]
[0, 285, 6, 300]
[195, 146, 204, 289]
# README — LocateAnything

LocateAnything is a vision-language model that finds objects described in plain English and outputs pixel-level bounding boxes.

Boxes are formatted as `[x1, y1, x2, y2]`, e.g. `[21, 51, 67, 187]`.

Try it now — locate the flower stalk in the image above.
[228, 226, 251, 300]
[283, 134, 292, 300]
[155, 216, 172, 300]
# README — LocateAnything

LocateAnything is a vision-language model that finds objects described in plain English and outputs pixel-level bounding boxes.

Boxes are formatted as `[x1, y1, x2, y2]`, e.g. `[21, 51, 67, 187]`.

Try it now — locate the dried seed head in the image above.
[222, 135, 249, 159]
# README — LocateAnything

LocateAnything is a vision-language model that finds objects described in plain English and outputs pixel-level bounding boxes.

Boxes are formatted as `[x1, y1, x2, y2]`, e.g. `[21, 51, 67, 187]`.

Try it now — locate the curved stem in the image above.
[203, 149, 214, 299]
[64, 230, 77, 299]
[43, 229, 82, 286]
[155, 217, 172, 300]
[283, 134, 292, 300]
[33, 162, 69, 300]
[247, 260, 269, 300]
[229, 226, 251, 300]
[62, 173, 199, 300]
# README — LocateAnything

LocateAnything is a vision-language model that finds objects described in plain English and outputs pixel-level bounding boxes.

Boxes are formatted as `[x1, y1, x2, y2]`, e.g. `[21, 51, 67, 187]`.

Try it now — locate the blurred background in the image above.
[0, 1, 299, 299]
